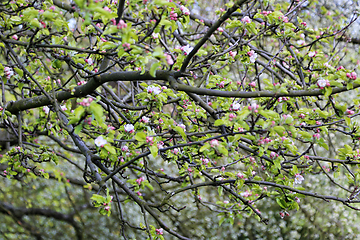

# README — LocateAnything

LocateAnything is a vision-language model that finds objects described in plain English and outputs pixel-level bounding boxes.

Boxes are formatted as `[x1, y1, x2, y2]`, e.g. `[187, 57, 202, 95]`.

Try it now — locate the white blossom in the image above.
[43, 106, 50, 114]
[68, 18, 77, 31]
[294, 174, 304, 184]
[232, 102, 241, 111]
[95, 136, 107, 147]
[308, 51, 316, 58]
[181, 44, 193, 55]
[141, 116, 150, 123]
[248, 50, 258, 63]
[178, 123, 186, 131]
[124, 124, 134, 133]
[146, 86, 161, 95]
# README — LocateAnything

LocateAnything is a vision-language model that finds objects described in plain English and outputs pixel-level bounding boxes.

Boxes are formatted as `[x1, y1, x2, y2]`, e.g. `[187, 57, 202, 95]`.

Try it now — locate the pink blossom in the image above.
[164, 53, 174, 65]
[156, 228, 164, 235]
[169, 10, 178, 20]
[12, 35, 18, 40]
[117, 20, 127, 29]
[301, 22, 307, 27]
[249, 82, 256, 87]
[152, 32, 159, 39]
[247, 50, 258, 63]
[136, 176, 145, 185]
[229, 51, 237, 58]
[241, 190, 252, 197]
[346, 72, 357, 80]
[85, 58, 93, 65]
[201, 158, 209, 164]
[346, 109, 355, 115]
[241, 16, 251, 24]
[122, 43, 130, 51]
[79, 98, 93, 106]
[121, 145, 129, 152]
[217, 81, 225, 88]
[180, 5, 190, 15]
[261, 11, 272, 16]
[270, 152, 278, 159]
[279, 15, 289, 23]
[146, 136, 153, 143]
[210, 139, 219, 147]
[248, 103, 259, 113]
[236, 172, 244, 178]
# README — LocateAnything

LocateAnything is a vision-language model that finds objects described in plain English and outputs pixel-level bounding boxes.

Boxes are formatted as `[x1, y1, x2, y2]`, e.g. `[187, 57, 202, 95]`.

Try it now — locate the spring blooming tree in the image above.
[1, 0, 360, 239]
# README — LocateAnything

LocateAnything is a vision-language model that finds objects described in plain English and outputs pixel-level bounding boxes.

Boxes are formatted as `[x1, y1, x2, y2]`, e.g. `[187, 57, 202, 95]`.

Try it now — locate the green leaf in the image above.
[214, 119, 225, 126]
[89, 102, 104, 124]
[149, 62, 161, 77]
[68, 106, 85, 125]
[14, 67, 23, 77]
[273, 126, 286, 136]
[74, 125, 83, 135]
[218, 186, 223, 197]
[345, 117, 351, 126]
[153, 0, 176, 7]
[104, 144, 116, 155]
[152, 46, 164, 59]
[30, 18, 41, 28]
[219, 216, 226, 226]
[276, 197, 287, 209]
[217, 144, 228, 156]
[174, 126, 186, 141]
[317, 139, 329, 151]
[135, 132, 147, 142]
[91, 194, 105, 203]
[285, 115, 294, 125]
[150, 144, 158, 157]
[200, 144, 209, 152]
[298, 131, 312, 139]
[324, 87, 332, 97]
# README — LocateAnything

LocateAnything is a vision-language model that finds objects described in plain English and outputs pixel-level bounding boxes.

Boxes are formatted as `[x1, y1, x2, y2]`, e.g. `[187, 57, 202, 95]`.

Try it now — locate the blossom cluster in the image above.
[79, 98, 93, 106]
[4, 67, 15, 80]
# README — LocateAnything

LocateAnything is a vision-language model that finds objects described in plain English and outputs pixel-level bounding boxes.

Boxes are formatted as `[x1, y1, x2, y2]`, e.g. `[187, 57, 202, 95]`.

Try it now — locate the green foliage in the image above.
[1, 0, 360, 239]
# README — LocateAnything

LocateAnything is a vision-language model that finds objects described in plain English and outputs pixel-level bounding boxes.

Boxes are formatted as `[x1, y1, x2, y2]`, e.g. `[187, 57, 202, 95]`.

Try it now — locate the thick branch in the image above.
[6, 70, 174, 114]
